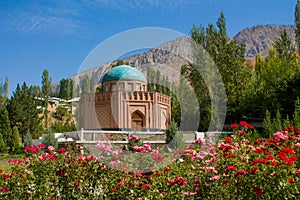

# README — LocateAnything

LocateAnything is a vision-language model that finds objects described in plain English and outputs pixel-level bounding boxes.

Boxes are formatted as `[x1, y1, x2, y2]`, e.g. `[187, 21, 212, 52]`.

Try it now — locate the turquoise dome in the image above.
[101, 65, 146, 83]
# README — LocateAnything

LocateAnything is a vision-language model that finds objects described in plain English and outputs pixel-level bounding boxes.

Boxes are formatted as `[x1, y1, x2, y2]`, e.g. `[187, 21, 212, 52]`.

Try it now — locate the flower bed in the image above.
[0, 122, 300, 199]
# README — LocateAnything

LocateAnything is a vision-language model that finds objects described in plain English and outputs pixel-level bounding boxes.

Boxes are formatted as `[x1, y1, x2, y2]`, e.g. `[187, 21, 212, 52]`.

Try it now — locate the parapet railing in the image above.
[93, 91, 170, 105]
[77, 128, 165, 144]
[73, 129, 233, 144]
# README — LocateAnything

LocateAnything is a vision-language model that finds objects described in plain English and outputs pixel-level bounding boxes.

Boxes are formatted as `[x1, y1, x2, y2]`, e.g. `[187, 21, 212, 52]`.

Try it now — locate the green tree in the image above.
[147, 67, 155, 92]
[3, 77, 8, 98]
[155, 69, 161, 92]
[59, 78, 73, 100]
[112, 60, 124, 68]
[0, 133, 7, 153]
[23, 130, 32, 147]
[245, 31, 300, 120]
[73, 84, 80, 98]
[262, 110, 273, 137]
[11, 126, 21, 153]
[53, 105, 68, 120]
[96, 84, 102, 93]
[0, 107, 12, 148]
[187, 12, 243, 129]
[42, 130, 58, 149]
[274, 30, 296, 62]
[30, 85, 42, 97]
[0, 77, 9, 106]
[272, 110, 282, 132]
[293, 97, 300, 128]
[81, 75, 95, 95]
[165, 121, 183, 149]
[41, 70, 52, 128]
[116, 60, 124, 66]
[41, 69, 52, 98]
[8, 83, 42, 141]
[295, 0, 300, 56]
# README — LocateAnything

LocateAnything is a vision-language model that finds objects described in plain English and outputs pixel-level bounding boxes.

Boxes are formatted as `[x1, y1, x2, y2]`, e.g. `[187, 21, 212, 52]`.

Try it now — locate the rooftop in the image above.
[100, 65, 146, 83]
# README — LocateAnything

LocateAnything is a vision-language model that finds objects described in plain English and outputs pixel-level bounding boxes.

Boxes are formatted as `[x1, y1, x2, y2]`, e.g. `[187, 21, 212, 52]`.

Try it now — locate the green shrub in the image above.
[11, 126, 21, 153]
[42, 129, 58, 149]
[23, 130, 32, 147]
[0, 133, 7, 153]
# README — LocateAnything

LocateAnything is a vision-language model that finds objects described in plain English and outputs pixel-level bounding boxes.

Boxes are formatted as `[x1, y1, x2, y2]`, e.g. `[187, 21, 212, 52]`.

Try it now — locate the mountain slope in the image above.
[234, 24, 295, 58]
[52, 25, 297, 92]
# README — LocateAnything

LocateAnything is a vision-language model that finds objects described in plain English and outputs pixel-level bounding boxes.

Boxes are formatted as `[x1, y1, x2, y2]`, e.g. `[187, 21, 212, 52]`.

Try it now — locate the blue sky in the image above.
[0, 0, 296, 96]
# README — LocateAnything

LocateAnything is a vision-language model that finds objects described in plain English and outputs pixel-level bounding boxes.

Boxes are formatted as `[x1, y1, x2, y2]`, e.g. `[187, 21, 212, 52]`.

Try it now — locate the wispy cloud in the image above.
[0, 0, 201, 37]
[89, 0, 201, 11]
[1, 1, 83, 36]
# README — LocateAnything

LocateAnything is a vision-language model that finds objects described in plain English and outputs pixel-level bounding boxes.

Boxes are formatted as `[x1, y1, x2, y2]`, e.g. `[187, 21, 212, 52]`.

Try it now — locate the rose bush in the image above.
[0, 121, 299, 199]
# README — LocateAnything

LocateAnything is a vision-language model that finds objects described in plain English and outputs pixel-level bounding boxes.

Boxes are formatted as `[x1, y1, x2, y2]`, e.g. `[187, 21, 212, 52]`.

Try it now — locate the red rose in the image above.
[113, 187, 118, 192]
[226, 165, 236, 171]
[250, 167, 259, 175]
[75, 180, 81, 187]
[240, 121, 248, 127]
[57, 147, 66, 153]
[225, 137, 233, 143]
[246, 123, 254, 129]
[253, 187, 263, 197]
[147, 176, 152, 181]
[0, 185, 8, 193]
[2, 173, 10, 179]
[288, 178, 294, 183]
[118, 179, 125, 187]
[271, 161, 280, 166]
[231, 124, 239, 129]
[288, 126, 294, 132]
[141, 184, 151, 189]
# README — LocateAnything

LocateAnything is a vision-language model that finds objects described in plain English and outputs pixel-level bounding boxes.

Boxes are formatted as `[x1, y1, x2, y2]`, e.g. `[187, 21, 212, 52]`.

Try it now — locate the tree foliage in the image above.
[274, 30, 296, 61]
[59, 78, 74, 100]
[42, 129, 58, 149]
[41, 70, 52, 127]
[23, 130, 33, 147]
[81, 75, 95, 95]
[187, 12, 247, 129]
[0, 132, 6, 153]
[8, 83, 41, 141]
[295, 0, 300, 56]
[41, 69, 52, 98]
[0, 107, 12, 148]
[11, 126, 22, 153]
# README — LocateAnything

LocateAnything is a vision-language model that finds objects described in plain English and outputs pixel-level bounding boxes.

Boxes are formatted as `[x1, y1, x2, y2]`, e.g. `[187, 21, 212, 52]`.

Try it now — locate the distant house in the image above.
[35, 96, 80, 115]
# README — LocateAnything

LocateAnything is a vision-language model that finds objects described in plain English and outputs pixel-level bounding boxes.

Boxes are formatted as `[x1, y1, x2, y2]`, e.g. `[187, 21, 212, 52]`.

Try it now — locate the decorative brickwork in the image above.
[79, 65, 171, 131]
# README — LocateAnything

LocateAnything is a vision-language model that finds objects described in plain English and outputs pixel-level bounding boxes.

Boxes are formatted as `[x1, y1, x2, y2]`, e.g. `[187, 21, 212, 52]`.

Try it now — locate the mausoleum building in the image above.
[79, 65, 171, 131]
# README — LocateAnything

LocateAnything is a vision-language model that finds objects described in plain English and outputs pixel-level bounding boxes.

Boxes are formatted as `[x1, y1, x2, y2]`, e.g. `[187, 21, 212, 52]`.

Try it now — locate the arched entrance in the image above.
[131, 111, 144, 132]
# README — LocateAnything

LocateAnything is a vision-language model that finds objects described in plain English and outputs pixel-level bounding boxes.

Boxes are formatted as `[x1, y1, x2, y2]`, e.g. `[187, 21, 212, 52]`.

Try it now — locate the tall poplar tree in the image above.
[81, 75, 95, 95]
[59, 78, 74, 100]
[41, 69, 52, 127]
[295, 0, 300, 56]
[188, 12, 246, 128]
[0, 79, 11, 150]
[0, 108, 12, 148]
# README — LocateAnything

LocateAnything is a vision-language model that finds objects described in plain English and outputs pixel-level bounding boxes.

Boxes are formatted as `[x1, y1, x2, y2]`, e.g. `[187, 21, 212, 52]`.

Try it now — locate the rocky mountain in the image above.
[52, 36, 194, 92]
[52, 24, 296, 92]
[234, 24, 295, 58]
